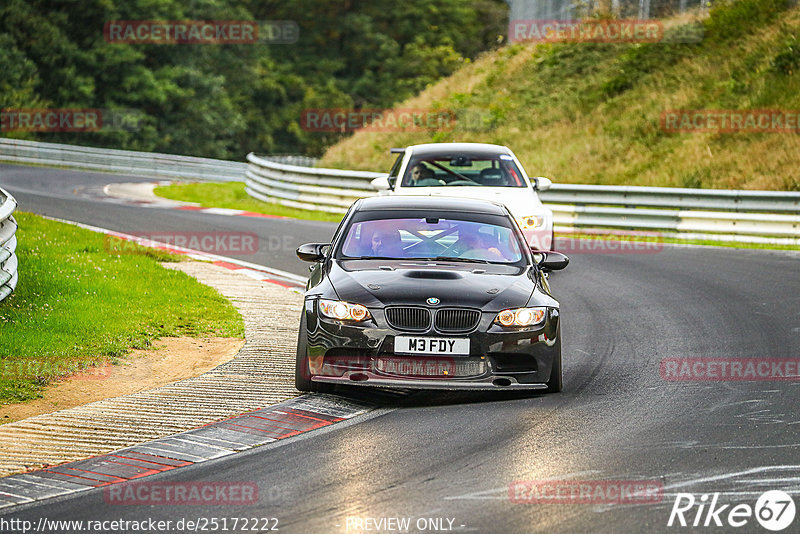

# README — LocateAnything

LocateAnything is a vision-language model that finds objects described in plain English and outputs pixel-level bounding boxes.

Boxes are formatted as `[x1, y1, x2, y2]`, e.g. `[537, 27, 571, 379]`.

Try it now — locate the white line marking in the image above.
[662, 465, 800, 492]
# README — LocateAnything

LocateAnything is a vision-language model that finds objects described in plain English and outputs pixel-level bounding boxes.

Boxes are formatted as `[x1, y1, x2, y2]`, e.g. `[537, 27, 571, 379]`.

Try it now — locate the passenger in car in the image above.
[453, 232, 504, 261]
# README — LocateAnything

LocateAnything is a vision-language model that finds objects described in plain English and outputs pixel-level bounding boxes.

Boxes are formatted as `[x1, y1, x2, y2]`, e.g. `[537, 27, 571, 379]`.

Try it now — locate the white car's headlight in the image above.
[517, 215, 545, 229]
[319, 299, 371, 322]
[495, 307, 547, 327]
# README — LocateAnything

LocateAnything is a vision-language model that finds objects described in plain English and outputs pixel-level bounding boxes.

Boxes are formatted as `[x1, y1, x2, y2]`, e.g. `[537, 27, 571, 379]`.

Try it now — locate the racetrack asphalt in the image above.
[1, 163, 799, 533]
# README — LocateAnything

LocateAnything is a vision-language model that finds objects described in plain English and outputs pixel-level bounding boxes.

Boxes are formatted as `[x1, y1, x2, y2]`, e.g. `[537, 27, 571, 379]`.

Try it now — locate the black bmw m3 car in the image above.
[294, 195, 569, 393]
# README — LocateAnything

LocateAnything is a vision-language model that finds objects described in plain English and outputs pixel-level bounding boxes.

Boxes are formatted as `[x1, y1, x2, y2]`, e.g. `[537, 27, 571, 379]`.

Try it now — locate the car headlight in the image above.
[319, 299, 371, 322]
[495, 307, 547, 327]
[517, 215, 545, 229]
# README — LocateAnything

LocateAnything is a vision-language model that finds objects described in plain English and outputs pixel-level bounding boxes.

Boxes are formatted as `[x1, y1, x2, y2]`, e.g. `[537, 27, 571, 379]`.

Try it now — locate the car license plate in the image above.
[394, 336, 469, 355]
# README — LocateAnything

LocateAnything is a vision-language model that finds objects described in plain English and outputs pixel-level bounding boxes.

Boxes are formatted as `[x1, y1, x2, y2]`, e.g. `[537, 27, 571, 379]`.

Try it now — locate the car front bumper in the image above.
[313, 373, 550, 391]
[301, 302, 561, 391]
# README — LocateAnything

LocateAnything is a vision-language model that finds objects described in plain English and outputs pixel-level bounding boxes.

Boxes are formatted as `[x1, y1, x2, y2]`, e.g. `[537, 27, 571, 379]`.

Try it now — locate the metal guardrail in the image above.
[0, 138, 246, 182]
[1, 139, 795, 245]
[245, 154, 800, 245]
[0, 188, 18, 302]
[546, 185, 800, 242]
[246, 153, 383, 213]
[542, 183, 800, 213]
[0, 138, 317, 183]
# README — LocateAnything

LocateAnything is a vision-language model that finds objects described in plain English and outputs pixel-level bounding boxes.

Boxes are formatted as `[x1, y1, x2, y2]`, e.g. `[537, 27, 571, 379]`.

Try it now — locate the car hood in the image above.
[393, 187, 547, 217]
[329, 259, 535, 311]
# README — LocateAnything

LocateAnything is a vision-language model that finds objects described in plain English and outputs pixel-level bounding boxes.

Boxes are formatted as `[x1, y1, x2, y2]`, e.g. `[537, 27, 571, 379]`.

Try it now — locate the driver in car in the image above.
[404, 164, 435, 186]
[369, 227, 404, 257]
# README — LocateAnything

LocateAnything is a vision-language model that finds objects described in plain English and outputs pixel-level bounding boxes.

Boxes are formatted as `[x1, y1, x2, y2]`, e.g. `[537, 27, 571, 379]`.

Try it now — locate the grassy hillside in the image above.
[319, 0, 800, 190]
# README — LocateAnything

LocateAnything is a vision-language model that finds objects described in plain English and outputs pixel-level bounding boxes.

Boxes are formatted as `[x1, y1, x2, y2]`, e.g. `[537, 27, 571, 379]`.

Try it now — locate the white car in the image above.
[370, 143, 554, 250]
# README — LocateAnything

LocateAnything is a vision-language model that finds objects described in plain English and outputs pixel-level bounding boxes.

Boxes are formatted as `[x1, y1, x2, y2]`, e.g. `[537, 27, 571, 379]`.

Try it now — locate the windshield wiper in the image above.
[430, 256, 490, 264]
[351, 256, 494, 264]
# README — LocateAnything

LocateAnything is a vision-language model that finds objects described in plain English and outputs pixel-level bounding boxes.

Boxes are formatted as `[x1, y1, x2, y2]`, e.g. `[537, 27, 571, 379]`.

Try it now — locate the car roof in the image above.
[356, 195, 510, 216]
[404, 142, 513, 158]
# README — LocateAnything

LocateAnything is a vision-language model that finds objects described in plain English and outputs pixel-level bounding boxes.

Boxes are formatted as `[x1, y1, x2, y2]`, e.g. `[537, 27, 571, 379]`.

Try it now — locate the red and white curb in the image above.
[0, 395, 369, 509]
[100, 181, 290, 220]
[42, 216, 307, 291]
[173, 205, 287, 219]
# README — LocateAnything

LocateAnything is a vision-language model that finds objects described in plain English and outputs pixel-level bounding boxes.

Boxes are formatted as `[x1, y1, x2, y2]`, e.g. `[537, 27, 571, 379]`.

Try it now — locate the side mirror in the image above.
[532, 250, 569, 271]
[297, 243, 331, 262]
[532, 177, 552, 192]
[370, 175, 391, 191]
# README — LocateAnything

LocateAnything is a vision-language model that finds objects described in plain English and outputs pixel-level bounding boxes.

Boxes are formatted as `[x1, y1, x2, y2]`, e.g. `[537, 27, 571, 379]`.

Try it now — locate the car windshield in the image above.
[339, 217, 524, 263]
[401, 155, 526, 188]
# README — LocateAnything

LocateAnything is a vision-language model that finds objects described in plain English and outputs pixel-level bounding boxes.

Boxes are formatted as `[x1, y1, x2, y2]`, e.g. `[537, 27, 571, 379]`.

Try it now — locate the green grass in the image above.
[0, 212, 244, 404]
[154, 182, 344, 223]
[657, 237, 800, 250]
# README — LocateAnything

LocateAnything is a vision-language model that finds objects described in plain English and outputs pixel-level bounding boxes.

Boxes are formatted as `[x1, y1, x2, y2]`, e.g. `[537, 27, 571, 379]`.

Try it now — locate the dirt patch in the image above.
[0, 336, 244, 424]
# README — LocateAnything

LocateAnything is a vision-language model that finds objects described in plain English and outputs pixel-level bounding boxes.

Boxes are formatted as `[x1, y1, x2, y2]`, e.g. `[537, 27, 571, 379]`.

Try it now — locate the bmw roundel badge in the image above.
[427, 297, 440, 305]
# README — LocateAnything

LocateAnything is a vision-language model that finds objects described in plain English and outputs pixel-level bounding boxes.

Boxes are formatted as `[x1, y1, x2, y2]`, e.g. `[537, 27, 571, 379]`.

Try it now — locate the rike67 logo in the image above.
[668, 491, 796, 531]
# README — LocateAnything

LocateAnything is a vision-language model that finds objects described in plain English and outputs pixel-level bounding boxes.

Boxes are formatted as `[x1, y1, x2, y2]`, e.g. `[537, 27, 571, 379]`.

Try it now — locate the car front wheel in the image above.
[544, 330, 562, 393]
[295, 315, 332, 393]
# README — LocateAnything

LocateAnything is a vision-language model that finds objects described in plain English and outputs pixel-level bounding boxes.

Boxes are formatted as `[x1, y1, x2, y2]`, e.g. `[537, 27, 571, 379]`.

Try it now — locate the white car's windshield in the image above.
[340, 217, 523, 263]
[401, 155, 526, 188]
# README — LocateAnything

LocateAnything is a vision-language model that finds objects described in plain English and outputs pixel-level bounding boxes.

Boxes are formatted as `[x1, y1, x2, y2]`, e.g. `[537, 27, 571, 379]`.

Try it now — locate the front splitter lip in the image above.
[312, 373, 548, 391]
